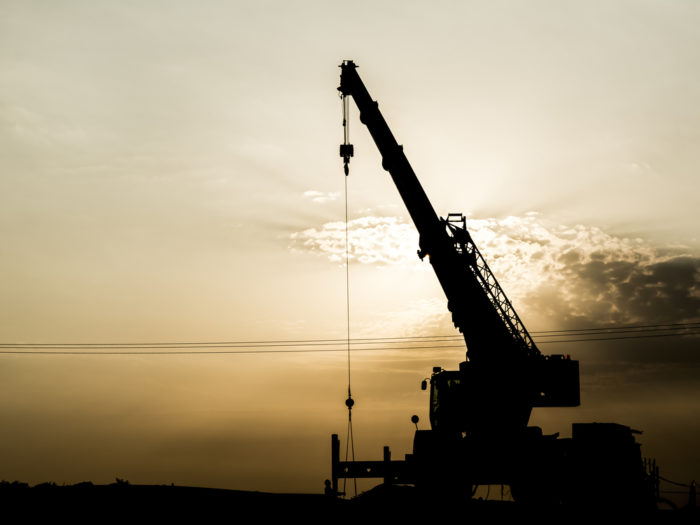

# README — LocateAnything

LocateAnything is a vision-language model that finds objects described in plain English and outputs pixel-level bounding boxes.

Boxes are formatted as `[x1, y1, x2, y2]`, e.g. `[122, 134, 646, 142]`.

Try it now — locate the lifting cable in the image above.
[340, 92, 357, 498]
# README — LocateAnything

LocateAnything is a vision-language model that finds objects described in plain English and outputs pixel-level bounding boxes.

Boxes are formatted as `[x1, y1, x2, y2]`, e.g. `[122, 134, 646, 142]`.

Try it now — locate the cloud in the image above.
[302, 190, 340, 204]
[291, 214, 700, 327]
[289, 216, 418, 265]
[459, 215, 700, 326]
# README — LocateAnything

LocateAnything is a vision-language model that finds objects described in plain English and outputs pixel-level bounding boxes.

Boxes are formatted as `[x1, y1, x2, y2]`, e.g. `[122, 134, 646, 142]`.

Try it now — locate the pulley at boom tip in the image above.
[339, 59, 357, 71]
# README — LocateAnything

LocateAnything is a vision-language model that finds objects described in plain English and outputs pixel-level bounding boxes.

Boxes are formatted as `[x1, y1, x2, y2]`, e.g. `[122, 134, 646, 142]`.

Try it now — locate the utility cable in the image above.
[0, 331, 698, 355]
[531, 322, 700, 335]
[659, 475, 694, 488]
[1, 322, 698, 355]
[3, 321, 698, 349]
[3, 325, 695, 347]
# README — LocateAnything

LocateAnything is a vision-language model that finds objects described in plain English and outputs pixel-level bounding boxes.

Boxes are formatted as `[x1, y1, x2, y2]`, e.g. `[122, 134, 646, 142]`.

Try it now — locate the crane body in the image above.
[331, 61, 654, 508]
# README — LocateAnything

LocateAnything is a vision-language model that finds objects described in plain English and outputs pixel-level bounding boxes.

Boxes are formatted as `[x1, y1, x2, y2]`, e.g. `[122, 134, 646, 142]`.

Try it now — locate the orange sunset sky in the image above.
[1, 1, 699, 494]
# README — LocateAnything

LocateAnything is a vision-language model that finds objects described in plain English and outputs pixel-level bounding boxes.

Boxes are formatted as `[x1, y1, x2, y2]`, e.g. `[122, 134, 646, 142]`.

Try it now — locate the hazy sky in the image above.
[1, 1, 699, 495]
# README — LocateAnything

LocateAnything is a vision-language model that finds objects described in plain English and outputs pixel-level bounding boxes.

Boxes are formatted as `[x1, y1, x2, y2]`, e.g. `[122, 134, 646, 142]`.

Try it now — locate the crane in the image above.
[330, 61, 655, 508]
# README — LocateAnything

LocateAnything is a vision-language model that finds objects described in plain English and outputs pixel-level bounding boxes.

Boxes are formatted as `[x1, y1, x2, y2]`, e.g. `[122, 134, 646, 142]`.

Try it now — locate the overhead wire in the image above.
[0, 327, 698, 352]
[2, 321, 697, 345]
[2, 329, 697, 349]
[0, 327, 698, 355]
[2, 321, 698, 349]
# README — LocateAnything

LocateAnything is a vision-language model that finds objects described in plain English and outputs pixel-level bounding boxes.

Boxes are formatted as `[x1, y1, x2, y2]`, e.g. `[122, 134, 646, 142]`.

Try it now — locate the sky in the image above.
[1, 0, 699, 498]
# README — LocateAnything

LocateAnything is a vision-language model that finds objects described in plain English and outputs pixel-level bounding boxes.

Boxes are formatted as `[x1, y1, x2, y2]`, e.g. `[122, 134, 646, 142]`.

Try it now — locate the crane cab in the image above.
[426, 355, 580, 435]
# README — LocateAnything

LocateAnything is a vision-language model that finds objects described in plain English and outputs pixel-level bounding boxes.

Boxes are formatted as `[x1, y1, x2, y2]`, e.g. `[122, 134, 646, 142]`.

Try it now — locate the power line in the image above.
[0, 330, 698, 355]
[0, 345, 466, 355]
[530, 321, 700, 334]
[536, 331, 700, 344]
[2, 322, 698, 346]
[659, 475, 694, 488]
[535, 325, 700, 338]
[1, 321, 698, 350]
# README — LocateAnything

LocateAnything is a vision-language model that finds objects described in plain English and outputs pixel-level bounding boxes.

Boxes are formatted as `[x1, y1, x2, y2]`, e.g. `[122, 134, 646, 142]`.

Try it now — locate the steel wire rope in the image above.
[341, 92, 357, 498]
[344, 153, 352, 401]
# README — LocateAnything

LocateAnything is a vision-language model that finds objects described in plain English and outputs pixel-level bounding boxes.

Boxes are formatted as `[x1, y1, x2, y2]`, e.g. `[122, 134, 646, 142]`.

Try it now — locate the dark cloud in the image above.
[560, 255, 700, 325]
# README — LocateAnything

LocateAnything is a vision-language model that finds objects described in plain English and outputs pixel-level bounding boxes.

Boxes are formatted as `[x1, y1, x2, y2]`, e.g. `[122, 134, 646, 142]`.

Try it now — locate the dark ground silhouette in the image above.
[1, 480, 696, 523]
